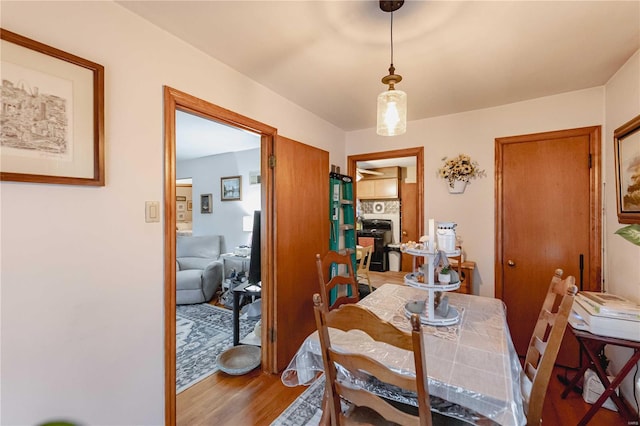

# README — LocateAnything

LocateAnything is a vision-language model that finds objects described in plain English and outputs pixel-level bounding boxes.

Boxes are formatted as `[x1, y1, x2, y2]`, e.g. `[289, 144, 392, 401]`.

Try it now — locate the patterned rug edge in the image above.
[177, 369, 217, 394]
[176, 303, 258, 394]
[270, 376, 325, 426]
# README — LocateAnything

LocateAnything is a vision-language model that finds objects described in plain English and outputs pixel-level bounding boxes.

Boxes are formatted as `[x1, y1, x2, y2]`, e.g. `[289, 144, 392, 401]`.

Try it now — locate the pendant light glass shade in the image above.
[377, 88, 407, 136]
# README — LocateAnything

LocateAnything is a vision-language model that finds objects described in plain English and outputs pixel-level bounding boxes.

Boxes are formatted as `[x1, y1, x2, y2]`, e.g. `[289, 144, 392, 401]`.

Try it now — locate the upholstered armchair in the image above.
[176, 235, 225, 304]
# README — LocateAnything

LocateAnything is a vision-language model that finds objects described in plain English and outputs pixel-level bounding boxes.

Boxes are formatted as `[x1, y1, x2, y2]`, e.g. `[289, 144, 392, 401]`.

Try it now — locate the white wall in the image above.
[347, 88, 605, 297]
[178, 149, 261, 250]
[0, 2, 345, 425]
[603, 50, 640, 409]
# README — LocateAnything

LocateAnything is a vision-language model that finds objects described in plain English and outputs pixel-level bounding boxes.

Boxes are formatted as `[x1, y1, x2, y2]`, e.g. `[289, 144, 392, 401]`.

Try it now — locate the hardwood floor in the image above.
[177, 271, 635, 425]
[177, 368, 305, 425]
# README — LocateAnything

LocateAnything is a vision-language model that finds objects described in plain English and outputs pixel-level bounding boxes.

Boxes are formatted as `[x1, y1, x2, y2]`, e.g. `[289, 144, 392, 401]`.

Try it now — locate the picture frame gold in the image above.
[614, 113, 640, 224]
[0, 29, 105, 186]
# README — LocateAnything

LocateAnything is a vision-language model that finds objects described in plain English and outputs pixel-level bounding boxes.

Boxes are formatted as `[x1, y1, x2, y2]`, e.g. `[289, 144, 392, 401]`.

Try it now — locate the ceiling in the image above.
[176, 110, 260, 161]
[119, 1, 639, 133]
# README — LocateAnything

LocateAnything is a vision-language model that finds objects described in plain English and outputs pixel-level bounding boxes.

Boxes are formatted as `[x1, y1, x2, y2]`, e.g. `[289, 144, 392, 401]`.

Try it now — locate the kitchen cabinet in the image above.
[357, 166, 400, 199]
[357, 177, 398, 199]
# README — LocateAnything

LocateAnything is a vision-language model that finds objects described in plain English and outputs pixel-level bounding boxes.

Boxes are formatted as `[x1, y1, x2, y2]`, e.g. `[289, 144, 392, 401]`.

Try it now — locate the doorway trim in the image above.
[163, 86, 277, 425]
[347, 146, 425, 237]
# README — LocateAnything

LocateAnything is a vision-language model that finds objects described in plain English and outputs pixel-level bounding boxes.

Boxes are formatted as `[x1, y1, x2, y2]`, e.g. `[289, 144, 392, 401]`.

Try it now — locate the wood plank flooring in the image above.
[176, 271, 635, 425]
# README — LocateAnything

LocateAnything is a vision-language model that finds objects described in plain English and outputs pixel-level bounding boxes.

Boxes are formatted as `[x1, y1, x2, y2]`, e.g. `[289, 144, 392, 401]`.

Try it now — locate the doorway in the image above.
[495, 126, 601, 368]
[164, 86, 277, 424]
[348, 147, 424, 274]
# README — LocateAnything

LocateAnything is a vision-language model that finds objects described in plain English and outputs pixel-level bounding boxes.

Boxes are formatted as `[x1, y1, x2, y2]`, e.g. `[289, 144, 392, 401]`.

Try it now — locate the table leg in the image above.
[233, 289, 241, 346]
[561, 362, 591, 399]
[561, 337, 603, 399]
[578, 345, 640, 426]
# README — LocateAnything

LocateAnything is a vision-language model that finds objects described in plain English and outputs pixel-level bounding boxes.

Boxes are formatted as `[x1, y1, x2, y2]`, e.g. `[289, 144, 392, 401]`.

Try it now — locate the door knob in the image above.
[507, 260, 516, 267]
[402, 230, 408, 236]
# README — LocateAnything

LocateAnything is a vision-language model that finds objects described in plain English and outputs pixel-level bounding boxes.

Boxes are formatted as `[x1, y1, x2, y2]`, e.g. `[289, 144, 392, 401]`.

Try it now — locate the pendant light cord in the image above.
[390, 11, 394, 67]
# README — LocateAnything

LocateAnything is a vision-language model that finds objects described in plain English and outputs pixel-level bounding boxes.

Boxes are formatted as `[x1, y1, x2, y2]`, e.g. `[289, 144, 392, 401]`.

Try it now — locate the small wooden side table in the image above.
[447, 258, 475, 295]
[561, 326, 640, 426]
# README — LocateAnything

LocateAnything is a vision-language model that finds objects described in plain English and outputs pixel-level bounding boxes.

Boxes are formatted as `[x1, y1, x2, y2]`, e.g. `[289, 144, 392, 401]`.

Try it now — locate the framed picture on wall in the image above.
[614, 113, 640, 224]
[221, 175, 241, 201]
[177, 202, 186, 212]
[187, 201, 192, 211]
[200, 193, 212, 214]
[0, 29, 105, 186]
[176, 196, 186, 201]
[250, 170, 261, 185]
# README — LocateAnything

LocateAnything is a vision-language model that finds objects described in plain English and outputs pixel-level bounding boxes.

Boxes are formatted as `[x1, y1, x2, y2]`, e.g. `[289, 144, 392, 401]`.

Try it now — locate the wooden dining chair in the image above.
[521, 269, 578, 426]
[316, 251, 359, 311]
[313, 293, 433, 426]
[355, 245, 373, 293]
[446, 245, 463, 280]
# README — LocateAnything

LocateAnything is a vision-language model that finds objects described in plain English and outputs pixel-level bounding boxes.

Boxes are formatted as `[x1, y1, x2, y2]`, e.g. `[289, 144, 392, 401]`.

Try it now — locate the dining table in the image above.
[281, 283, 526, 426]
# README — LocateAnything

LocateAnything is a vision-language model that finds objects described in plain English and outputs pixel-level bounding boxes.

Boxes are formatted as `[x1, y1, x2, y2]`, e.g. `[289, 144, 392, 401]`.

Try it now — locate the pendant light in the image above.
[377, 0, 407, 136]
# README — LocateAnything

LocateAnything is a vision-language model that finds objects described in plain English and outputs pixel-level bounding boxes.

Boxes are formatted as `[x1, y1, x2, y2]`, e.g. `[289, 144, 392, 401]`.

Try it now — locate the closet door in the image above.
[268, 135, 329, 372]
[495, 126, 601, 368]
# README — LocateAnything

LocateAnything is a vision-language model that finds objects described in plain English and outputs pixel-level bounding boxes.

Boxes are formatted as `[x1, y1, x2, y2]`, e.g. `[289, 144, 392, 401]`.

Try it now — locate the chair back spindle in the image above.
[316, 251, 360, 311]
[521, 268, 578, 426]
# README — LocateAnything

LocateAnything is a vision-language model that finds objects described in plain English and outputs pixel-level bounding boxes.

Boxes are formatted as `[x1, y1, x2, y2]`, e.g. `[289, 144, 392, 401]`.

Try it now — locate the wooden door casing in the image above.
[400, 178, 417, 272]
[348, 147, 424, 275]
[163, 86, 278, 425]
[272, 135, 329, 371]
[495, 126, 601, 368]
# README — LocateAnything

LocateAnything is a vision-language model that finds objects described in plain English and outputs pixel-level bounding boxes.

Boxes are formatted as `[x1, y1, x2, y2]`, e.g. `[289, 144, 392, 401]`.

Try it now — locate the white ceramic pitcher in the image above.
[436, 222, 457, 252]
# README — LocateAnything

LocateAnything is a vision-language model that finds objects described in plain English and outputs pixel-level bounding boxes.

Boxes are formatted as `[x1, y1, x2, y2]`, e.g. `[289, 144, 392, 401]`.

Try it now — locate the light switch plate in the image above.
[145, 201, 160, 223]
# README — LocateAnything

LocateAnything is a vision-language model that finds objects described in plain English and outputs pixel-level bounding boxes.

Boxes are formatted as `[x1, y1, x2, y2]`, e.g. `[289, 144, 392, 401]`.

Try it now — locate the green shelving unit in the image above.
[328, 169, 356, 304]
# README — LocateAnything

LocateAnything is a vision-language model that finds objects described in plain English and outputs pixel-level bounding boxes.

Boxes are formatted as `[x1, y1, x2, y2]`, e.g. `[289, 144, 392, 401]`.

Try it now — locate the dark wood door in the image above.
[271, 135, 329, 371]
[496, 126, 601, 368]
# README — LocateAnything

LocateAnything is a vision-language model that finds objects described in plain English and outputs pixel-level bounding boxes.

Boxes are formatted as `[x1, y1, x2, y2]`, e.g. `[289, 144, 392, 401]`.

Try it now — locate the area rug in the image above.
[176, 303, 258, 393]
[271, 375, 478, 425]
[270, 376, 325, 426]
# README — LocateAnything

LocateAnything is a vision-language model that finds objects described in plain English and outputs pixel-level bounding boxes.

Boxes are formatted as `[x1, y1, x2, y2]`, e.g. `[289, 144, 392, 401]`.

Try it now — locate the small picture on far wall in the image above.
[250, 170, 261, 185]
[201, 193, 212, 214]
[187, 201, 193, 211]
[221, 176, 241, 201]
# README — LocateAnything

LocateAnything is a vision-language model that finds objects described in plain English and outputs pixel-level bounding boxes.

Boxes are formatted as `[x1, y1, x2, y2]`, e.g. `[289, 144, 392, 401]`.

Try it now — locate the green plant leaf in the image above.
[614, 224, 640, 246]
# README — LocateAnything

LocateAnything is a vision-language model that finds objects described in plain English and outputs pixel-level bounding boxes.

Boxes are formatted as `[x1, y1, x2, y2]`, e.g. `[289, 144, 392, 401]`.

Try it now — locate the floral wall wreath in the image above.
[438, 154, 486, 188]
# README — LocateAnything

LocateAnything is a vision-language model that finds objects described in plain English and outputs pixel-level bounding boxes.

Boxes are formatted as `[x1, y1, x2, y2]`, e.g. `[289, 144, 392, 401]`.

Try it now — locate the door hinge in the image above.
[588, 153, 592, 169]
[269, 155, 276, 168]
[269, 327, 276, 342]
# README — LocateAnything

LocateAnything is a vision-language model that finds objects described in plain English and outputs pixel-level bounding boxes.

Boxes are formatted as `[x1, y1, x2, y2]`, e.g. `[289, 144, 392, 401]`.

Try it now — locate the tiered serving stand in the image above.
[403, 247, 461, 326]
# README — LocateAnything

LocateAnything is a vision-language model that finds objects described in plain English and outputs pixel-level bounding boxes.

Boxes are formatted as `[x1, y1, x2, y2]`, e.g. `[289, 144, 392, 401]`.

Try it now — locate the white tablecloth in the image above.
[282, 284, 526, 426]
